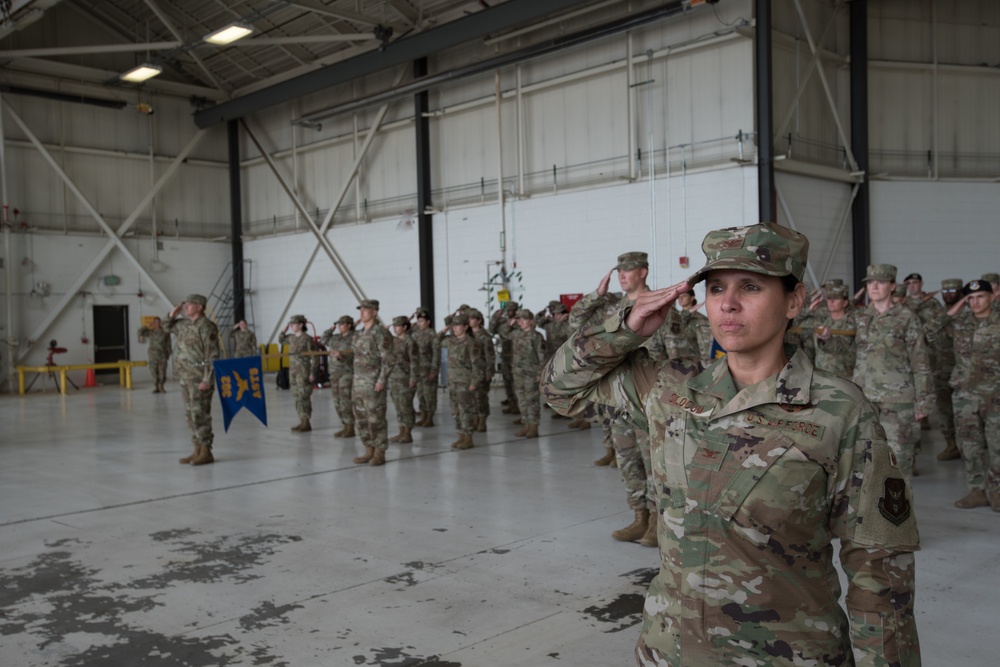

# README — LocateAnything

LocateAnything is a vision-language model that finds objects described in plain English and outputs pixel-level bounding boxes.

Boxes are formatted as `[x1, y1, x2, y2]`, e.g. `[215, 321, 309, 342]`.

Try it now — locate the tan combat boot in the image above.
[341, 424, 355, 438]
[476, 416, 487, 432]
[568, 418, 584, 429]
[369, 448, 386, 466]
[423, 415, 435, 427]
[577, 421, 592, 430]
[190, 445, 214, 466]
[334, 426, 346, 437]
[937, 438, 961, 461]
[524, 423, 539, 439]
[512, 418, 524, 425]
[414, 412, 426, 427]
[638, 511, 659, 548]
[291, 419, 307, 432]
[299, 419, 311, 433]
[179, 443, 200, 465]
[451, 434, 465, 448]
[398, 426, 413, 444]
[389, 427, 405, 443]
[456, 433, 474, 450]
[514, 424, 529, 437]
[502, 403, 520, 415]
[612, 509, 650, 542]
[353, 445, 375, 464]
[954, 489, 989, 508]
[593, 450, 615, 466]
[609, 456, 618, 468]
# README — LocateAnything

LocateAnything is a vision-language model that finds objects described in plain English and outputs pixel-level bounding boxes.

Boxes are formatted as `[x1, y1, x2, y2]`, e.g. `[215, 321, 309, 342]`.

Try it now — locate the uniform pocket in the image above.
[709, 431, 824, 547]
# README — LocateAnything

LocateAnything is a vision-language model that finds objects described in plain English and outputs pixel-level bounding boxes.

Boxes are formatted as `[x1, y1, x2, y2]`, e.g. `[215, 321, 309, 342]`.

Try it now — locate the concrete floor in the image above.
[1, 377, 998, 667]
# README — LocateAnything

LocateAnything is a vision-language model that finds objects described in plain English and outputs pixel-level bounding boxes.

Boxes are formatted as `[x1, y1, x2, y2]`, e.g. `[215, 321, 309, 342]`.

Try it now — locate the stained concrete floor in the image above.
[1, 378, 998, 667]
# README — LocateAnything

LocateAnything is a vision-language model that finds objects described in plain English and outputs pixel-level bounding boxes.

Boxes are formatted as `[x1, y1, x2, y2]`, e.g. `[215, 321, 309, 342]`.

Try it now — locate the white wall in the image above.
[0, 233, 230, 387]
[870, 181, 1000, 289]
[244, 164, 758, 340]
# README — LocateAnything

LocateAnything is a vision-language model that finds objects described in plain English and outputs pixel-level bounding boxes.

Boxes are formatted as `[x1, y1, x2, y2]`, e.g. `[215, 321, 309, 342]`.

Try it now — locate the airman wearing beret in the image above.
[542, 222, 919, 666]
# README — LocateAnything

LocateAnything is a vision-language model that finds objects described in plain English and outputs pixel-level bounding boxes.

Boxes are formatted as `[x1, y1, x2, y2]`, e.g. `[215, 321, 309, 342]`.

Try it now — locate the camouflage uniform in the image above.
[570, 288, 621, 459]
[279, 318, 319, 424]
[854, 266, 935, 484]
[469, 310, 495, 425]
[648, 307, 700, 362]
[352, 304, 396, 454]
[388, 318, 419, 431]
[679, 308, 713, 360]
[949, 283, 1000, 506]
[541, 312, 572, 363]
[411, 311, 441, 421]
[811, 286, 857, 380]
[488, 303, 520, 408]
[447, 316, 484, 439]
[232, 328, 258, 358]
[541, 223, 920, 667]
[510, 310, 547, 426]
[138, 324, 171, 391]
[164, 300, 220, 451]
[908, 293, 956, 442]
[320, 318, 355, 431]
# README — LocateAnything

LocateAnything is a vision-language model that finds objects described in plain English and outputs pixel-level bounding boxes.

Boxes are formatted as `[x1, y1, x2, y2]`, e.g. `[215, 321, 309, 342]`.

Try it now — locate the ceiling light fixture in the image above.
[120, 63, 162, 83]
[204, 22, 255, 45]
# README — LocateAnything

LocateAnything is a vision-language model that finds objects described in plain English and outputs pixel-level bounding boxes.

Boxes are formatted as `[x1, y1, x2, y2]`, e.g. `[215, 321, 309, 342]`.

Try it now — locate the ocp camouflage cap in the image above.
[981, 273, 1000, 284]
[357, 299, 380, 310]
[414, 307, 430, 319]
[458, 304, 470, 312]
[822, 279, 844, 289]
[964, 280, 993, 296]
[444, 315, 454, 325]
[548, 300, 561, 309]
[185, 294, 207, 306]
[826, 285, 849, 299]
[467, 309, 484, 321]
[289, 314, 307, 324]
[941, 279, 963, 292]
[688, 223, 808, 285]
[505, 301, 519, 310]
[551, 303, 568, 313]
[515, 309, 534, 319]
[617, 251, 649, 270]
[336, 315, 355, 325]
[864, 264, 897, 282]
[452, 312, 469, 325]
[391, 315, 410, 327]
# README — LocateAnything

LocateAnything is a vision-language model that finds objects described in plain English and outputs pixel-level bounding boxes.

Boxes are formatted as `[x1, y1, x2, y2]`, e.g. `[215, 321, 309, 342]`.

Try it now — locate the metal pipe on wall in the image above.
[228, 120, 245, 324]
[850, 0, 871, 289]
[414, 57, 435, 320]
[0, 93, 16, 393]
[495, 71, 507, 281]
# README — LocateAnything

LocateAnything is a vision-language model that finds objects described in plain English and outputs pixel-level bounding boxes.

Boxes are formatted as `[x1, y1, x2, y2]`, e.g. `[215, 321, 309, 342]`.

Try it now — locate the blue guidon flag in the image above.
[214, 356, 268, 432]
[709, 338, 726, 361]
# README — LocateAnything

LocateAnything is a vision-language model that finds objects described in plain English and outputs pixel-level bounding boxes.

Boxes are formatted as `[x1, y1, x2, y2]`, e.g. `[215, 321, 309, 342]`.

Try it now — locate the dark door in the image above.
[93, 305, 129, 374]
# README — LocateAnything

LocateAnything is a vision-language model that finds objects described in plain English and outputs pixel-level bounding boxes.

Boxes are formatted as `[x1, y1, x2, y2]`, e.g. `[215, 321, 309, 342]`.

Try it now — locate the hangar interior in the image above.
[1, 1, 999, 665]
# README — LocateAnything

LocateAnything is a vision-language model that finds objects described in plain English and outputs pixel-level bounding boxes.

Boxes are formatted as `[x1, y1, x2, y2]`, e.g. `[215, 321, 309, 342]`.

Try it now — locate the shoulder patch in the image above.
[877, 478, 911, 526]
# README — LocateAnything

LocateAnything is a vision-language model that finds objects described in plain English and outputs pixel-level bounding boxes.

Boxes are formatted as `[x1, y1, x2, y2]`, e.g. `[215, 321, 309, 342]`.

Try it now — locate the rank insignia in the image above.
[877, 478, 910, 526]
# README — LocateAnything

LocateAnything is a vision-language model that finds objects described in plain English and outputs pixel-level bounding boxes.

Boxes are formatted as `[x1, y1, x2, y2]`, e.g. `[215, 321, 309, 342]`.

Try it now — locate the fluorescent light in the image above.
[204, 22, 254, 45]
[120, 63, 162, 83]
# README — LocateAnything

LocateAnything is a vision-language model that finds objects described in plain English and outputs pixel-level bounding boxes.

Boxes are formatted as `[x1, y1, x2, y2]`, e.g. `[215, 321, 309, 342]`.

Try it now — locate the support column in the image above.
[755, 0, 776, 222]
[850, 0, 871, 289]
[414, 57, 435, 320]
[228, 120, 245, 323]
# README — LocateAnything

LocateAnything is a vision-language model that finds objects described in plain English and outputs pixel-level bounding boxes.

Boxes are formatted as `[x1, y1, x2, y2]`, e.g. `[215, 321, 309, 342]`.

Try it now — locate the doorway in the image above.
[93, 305, 130, 374]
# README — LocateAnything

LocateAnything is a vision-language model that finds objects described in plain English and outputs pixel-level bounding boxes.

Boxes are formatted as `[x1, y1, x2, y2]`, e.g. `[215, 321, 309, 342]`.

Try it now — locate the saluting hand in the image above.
[625, 281, 690, 337]
[596, 267, 615, 296]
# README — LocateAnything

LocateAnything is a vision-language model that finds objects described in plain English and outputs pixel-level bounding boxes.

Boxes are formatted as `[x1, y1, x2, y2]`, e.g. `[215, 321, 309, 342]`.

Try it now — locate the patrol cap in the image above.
[458, 303, 470, 312]
[505, 301, 519, 311]
[391, 315, 410, 327]
[941, 279, 963, 292]
[289, 314, 307, 324]
[617, 251, 649, 271]
[357, 299, 380, 310]
[893, 284, 907, 298]
[336, 315, 355, 326]
[467, 309, 484, 321]
[826, 285, 850, 299]
[414, 307, 430, 319]
[981, 273, 1000, 284]
[687, 222, 809, 285]
[444, 315, 454, 326]
[452, 312, 470, 325]
[904, 273, 923, 282]
[964, 280, 993, 296]
[551, 303, 568, 314]
[515, 309, 534, 319]
[185, 294, 207, 306]
[822, 278, 844, 288]
[548, 300, 561, 309]
[864, 264, 897, 282]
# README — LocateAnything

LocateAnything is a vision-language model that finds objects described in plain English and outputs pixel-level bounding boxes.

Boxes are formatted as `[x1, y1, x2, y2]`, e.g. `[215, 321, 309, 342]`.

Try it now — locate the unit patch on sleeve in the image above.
[877, 477, 911, 526]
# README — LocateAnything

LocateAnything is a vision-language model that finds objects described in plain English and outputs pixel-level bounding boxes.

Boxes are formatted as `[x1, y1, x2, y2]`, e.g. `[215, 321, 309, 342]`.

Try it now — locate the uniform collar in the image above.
[687, 344, 814, 421]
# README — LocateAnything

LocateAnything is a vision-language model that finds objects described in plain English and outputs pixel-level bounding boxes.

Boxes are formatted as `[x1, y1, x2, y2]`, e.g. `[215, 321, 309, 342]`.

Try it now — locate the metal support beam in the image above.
[414, 57, 435, 321]
[228, 120, 245, 324]
[194, 0, 636, 128]
[4, 105, 206, 361]
[756, 0, 776, 222]
[850, 0, 870, 289]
